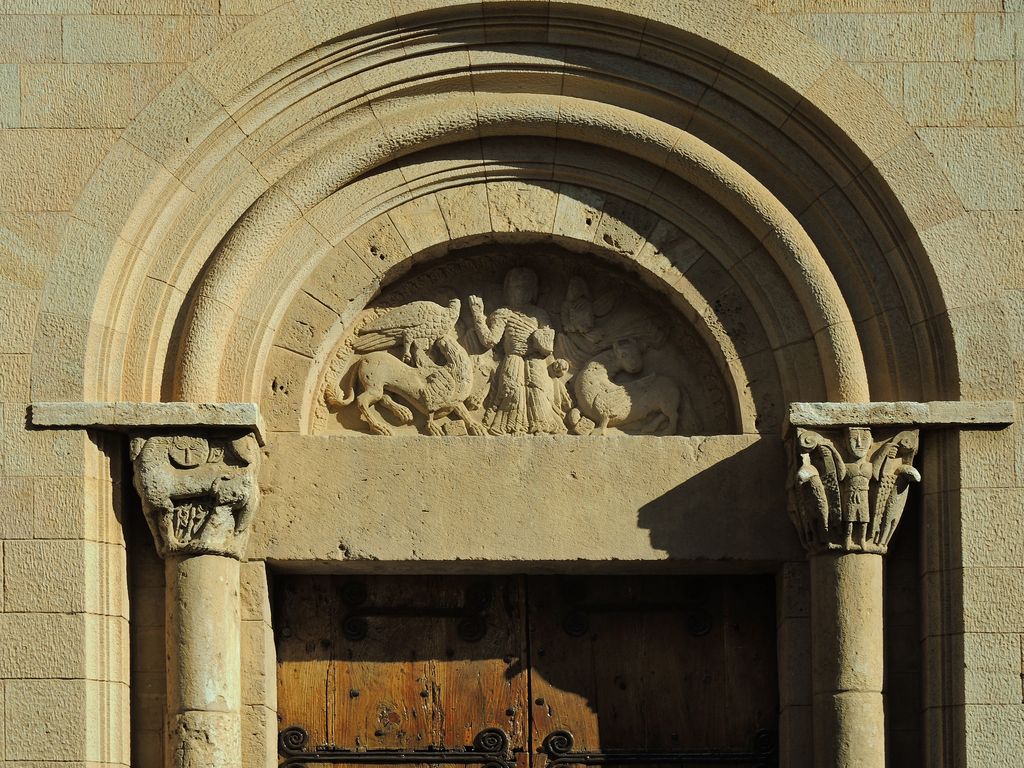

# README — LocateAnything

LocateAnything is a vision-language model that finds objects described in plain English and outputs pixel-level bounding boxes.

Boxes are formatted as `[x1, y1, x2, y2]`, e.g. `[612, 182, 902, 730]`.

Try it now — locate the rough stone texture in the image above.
[0, 1, 1022, 767]
[254, 434, 798, 565]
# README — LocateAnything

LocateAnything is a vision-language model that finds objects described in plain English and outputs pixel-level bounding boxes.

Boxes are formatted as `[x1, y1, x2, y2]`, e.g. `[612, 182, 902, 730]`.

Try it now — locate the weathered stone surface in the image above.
[132, 430, 260, 558]
[1, 3, 1023, 768]
[253, 434, 797, 564]
[787, 400, 1015, 429]
[30, 401, 266, 443]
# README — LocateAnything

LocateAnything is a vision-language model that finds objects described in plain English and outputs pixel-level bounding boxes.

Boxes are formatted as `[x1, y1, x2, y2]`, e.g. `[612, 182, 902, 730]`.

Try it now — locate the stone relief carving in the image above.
[317, 248, 732, 436]
[790, 426, 920, 554]
[131, 431, 260, 558]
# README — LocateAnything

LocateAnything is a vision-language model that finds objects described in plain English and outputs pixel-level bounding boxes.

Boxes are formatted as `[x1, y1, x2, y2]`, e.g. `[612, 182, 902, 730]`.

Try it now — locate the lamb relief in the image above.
[319, 250, 727, 436]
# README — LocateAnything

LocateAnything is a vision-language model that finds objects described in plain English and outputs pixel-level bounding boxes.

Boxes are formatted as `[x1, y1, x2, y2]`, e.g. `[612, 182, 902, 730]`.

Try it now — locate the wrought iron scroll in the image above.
[339, 580, 492, 642]
[540, 730, 777, 768]
[279, 727, 515, 768]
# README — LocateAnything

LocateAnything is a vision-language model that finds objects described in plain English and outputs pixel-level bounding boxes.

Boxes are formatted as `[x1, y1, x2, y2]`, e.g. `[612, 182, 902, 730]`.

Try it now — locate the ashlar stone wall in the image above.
[0, 2, 1022, 768]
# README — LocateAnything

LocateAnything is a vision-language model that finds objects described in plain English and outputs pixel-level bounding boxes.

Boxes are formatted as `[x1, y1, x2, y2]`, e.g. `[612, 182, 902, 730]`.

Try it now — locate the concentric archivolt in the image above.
[56, 0, 960, 429]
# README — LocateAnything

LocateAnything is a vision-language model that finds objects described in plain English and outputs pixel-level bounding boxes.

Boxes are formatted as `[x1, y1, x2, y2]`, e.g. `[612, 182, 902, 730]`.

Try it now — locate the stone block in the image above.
[20, 63, 138, 129]
[0, 285, 38, 352]
[962, 567, 1024, 633]
[242, 704, 277, 768]
[436, 184, 492, 244]
[194, 5, 313, 105]
[0, 63, 18, 128]
[3, 539, 88, 612]
[975, 12, 1024, 61]
[261, 345, 310, 432]
[92, 0, 218, 11]
[918, 127, 1024, 211]
[778, 616, 812, 707]
[945, 300, 1015, 400]
[0, 128, 117, 212]
[240, 620, 275, 705]
[121, 72, 233, 178]
[0, 613, 86, 678]
[240, 561, 271, 623]
[778, 704, 813, 768]
[3, 680, 84, 760]
[387, 193, 451, 257]
[790, 12, 973, 63]
[275, 289, 339, 359]
[0, 14, 61, 63]
[959, 421, 1016, 491]
[344, 214, 414, 280]
[63, 15, 187, 64]
[0, 475, 33, 538]
[872, 136, 962, 236]
[251, 434, 800, 563]
[33, 474, 87, 540]
[28, 313, 90, 401]
[797, 62, 914, 164]
[960, 633, 1024, 705]
[302, 242, 378, 320]
[964, 704, 1024, 767]
[0, 352, 30, 400]
[487, 180, 558, 234]
[904, 61, 1016, 127]
[777, 561, 811, 619]
[849, 63, 904, 111]
[959, 487, 1024, 568]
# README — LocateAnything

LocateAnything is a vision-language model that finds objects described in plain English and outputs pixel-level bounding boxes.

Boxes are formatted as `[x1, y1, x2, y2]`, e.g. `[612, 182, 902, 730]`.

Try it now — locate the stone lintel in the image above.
[30, 401, 266, 445]
[786, 400, 1013, 432]
[253, 433, 801, 565]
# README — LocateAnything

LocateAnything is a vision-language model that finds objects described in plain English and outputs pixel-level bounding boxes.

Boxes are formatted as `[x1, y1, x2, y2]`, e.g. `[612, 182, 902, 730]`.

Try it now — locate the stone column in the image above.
[789, 426, 921, 768]
[130, 430, 261, 768]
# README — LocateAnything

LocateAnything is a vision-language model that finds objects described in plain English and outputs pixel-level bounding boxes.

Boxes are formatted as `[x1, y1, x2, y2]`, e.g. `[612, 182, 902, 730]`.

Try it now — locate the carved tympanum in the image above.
[320, 249, 728, 436]
[131, 431, 260, 558]
[790, 426, 920, 554]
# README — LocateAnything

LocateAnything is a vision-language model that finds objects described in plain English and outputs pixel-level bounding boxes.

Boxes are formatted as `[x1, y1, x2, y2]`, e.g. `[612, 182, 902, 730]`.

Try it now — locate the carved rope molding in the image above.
[30, 402, 265, 559]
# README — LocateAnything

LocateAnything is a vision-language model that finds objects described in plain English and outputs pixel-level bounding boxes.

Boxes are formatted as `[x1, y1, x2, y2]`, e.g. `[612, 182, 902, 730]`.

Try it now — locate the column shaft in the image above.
[165, 554, 242, 768]
[810, 552, 885, 768]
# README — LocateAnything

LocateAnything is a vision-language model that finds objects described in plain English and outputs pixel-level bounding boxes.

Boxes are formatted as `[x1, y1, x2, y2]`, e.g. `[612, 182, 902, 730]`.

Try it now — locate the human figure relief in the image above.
[468, 268, 568, 435]
[843, 427, 874, 550]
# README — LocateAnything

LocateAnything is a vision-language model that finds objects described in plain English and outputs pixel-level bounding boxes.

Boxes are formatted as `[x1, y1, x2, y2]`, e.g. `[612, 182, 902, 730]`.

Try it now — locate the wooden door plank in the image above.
[527, 575, 778, 755]
[275, 575, 530, 754]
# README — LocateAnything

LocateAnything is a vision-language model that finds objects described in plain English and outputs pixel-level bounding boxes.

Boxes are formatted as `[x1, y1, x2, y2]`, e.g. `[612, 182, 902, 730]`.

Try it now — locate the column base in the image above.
[169, 710, 241, 768]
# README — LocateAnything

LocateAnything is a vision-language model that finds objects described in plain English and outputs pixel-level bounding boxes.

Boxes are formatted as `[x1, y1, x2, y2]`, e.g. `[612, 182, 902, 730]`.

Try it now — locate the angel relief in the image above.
[319, 251, 731, 437]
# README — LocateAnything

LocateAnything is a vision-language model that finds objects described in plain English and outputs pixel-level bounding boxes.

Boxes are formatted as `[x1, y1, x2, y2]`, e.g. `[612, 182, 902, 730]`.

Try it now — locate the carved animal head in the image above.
[448, 298, 461, 317]
[210, 473, 254, 509]
[612, 337, 644, 374]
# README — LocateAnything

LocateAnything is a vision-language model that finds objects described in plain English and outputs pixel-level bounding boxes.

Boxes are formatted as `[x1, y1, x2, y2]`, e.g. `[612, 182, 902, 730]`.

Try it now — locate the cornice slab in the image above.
[786, 401, 1013, 432]
[30, 401, 266, 445]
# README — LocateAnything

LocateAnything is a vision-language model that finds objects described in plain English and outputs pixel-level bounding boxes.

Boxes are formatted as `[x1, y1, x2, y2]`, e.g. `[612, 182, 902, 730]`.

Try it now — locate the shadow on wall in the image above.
[638, 436, 799, 565]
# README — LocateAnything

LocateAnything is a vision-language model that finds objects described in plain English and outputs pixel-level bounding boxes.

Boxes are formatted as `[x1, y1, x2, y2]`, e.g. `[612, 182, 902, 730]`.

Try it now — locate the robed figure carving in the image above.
[468, 267, 569, 435]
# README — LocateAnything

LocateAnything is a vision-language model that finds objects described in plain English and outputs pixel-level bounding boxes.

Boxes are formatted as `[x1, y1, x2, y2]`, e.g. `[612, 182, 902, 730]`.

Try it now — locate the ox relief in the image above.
[790, 427, 921, 554]
[319, 251, 729, 437]
[130, 431, 260, 558]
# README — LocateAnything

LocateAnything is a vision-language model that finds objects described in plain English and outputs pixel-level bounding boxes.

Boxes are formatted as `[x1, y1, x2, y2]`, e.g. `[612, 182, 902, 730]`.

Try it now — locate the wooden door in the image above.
[275, 575, 778, 766]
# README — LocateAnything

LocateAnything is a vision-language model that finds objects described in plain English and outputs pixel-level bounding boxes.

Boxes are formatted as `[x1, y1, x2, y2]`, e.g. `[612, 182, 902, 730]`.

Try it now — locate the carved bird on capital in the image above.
[351, 298, 461, 363]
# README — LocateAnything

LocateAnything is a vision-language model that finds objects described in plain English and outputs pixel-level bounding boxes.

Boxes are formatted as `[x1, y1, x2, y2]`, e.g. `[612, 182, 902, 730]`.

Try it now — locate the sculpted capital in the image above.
[130, 430, 261, 559]
[789, 426, 920, 555]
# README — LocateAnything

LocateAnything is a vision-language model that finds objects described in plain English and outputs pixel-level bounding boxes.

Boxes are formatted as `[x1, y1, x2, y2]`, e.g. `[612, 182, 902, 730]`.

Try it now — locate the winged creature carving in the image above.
[352, 298, 461, 363]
